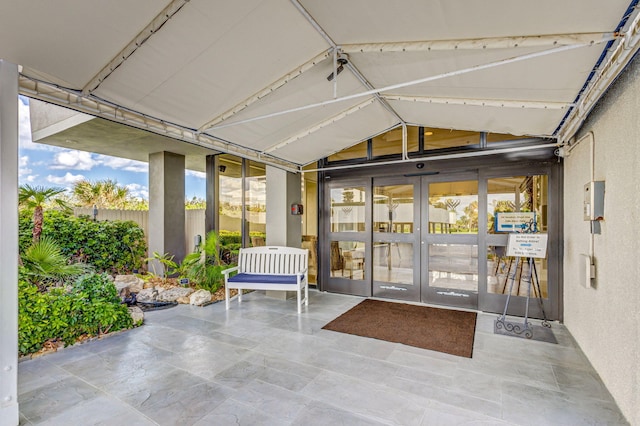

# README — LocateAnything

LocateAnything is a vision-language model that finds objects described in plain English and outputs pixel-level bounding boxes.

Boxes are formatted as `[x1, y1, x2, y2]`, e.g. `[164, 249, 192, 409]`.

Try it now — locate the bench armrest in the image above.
[222, 266, 239, 277]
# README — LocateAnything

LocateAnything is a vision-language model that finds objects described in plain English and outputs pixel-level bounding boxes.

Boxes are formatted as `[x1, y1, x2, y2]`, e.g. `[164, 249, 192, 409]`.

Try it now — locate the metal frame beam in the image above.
[82, 0, 190, 95]
[383, 95, 573, 111]
[303, 142, 559, 173]
[19, 76, 302, 173]
[208, 38, 613, 131]
[558, 9, 640, 142]
[341, 32, 617, 54]
[290, 0, 406, 124]
[198, 50, 332, 132]
[262, 97, 377, 154]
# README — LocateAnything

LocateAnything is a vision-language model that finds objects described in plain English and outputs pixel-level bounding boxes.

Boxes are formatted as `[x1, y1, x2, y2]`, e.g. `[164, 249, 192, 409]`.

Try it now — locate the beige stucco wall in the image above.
[564, 57, 640, 425]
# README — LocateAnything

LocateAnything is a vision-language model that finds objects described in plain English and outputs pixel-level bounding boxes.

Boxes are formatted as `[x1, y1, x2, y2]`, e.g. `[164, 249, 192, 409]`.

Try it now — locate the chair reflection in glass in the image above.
[331, 241, 364, 279]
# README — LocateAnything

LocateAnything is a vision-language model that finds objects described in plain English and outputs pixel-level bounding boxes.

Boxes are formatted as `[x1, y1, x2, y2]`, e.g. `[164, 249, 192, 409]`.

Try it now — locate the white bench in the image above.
[223, 246, 309, 313]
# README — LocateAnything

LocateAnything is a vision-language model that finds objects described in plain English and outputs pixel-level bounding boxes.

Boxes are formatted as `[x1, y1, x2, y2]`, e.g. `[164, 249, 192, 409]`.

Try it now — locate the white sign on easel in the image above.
[495, 212, 536, 233]
[506, 233, 548, 258]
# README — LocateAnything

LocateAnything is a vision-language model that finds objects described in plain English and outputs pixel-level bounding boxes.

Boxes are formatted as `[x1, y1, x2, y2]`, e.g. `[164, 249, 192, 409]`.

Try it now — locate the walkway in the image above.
[18, 290, 628, 425]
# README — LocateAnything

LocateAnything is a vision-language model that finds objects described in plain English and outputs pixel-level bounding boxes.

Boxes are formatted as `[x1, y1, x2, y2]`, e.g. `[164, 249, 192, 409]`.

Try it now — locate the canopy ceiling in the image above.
[3, 0, 640, 170]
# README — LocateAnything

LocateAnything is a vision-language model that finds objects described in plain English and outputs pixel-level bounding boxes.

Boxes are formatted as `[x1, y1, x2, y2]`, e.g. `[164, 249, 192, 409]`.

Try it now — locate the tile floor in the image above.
[18, 289, 629, 425]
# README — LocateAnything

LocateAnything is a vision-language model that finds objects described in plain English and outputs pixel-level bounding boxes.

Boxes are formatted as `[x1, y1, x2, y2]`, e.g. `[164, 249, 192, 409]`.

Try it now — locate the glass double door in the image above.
[324, 169, 555, 319]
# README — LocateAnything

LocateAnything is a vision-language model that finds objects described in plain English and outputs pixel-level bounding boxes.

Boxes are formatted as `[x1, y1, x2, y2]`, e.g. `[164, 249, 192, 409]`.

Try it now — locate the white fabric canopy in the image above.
[2, 0, 639, 169]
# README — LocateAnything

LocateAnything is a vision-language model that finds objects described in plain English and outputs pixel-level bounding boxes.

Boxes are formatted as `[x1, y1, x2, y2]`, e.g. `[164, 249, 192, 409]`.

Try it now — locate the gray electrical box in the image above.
[583, 181, 605, 221]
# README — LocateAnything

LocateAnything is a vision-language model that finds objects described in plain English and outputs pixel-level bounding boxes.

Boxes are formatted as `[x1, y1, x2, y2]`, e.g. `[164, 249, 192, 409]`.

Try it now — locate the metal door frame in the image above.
[371, 176, 420, 301]
[420, 171, 480, 310]
[322, 178, 372, 296]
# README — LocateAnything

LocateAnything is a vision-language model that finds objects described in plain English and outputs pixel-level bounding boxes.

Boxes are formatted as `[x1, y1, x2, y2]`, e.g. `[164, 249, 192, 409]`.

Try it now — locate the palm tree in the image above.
[21, 236, 92, 291]
[19, 185, 70, 243]
[73, 179, 129, 209]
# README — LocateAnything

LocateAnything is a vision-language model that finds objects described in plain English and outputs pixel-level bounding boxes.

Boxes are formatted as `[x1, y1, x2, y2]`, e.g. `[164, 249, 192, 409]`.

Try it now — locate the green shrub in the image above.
[20, 211, 147, 274]
[18, 271, 133, 356]
[179, 231, 229, 294]
[218, 230, 241, 246]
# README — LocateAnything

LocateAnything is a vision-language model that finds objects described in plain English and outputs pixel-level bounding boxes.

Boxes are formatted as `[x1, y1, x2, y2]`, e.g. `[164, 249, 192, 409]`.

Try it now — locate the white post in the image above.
[0, 60, 20, 426]
[265, 166, 302, 300]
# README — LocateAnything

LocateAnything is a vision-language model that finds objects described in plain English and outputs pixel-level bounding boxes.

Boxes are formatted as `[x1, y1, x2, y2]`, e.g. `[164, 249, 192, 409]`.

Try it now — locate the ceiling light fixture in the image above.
[327, 55, 349, 81]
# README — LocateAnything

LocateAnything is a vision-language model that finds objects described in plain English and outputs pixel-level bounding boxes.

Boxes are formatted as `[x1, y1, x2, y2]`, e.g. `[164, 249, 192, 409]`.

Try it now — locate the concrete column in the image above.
[265, 167, 302, 300]
[148, 152, 186, 268]
[0, 60, 19, 426]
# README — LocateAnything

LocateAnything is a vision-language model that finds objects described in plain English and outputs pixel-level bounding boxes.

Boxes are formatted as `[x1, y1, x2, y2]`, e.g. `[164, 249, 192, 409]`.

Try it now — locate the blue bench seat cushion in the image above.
[228, 273, 301, 284]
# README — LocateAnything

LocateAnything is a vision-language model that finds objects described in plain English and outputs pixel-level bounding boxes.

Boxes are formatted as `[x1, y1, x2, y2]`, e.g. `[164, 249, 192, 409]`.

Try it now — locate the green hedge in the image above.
[18, 272, 133, 355]
[218, 230, 266, 247]
[20, 211, 147, 274]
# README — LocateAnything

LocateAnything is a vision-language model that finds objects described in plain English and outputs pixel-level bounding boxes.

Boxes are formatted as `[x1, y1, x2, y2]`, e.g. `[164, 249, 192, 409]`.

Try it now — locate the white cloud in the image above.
[18, 155, 32, 176]
[46, 172, 85, 185]
[50, 150, 96, 170]
[186, 170, 206, 179]
[97, 155, 148, 173]
[125, 183, 149, 200]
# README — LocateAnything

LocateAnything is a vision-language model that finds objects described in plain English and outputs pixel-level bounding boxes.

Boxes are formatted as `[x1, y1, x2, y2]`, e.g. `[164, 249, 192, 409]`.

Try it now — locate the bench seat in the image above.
[223, 246, 309, 313]
[227, 273, 302, 285]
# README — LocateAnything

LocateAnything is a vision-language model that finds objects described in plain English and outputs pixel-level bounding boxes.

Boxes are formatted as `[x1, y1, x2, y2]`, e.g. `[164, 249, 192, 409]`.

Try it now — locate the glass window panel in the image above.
[330, 241, 365, 280]
[428, 244, 478, 292]
[330, 186, 366, 232]
[487, 248, 548, 298]
[219, 155, 242, 238]
[372, 127, 419, 157]
[373, 184, 413, 233]
[246, 160, 266, 246]
[424, 128, 480, 150]
[373, 242, 414, 285]
[487, 175, 548, 233]
[429, 180, 478, 234]
[328, 141, 368, 162]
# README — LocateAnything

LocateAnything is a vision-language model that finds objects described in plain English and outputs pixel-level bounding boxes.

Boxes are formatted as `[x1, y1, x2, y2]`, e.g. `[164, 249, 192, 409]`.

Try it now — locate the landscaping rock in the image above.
[114, 275, 144, 293]
[143, 281, 154, 289]
[176, 296, 191, 304]
[115, 283, 131, 300]
[190, 289, 211, 306]
[157, 287, 194, 302]
[128, 306, 144, 326]
[136, 287, 158, 303]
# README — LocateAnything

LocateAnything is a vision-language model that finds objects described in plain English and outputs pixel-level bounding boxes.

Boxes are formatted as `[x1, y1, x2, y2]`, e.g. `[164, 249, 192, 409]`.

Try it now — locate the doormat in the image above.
[322, 299, 477, 358]
[494, 319, 558, 344]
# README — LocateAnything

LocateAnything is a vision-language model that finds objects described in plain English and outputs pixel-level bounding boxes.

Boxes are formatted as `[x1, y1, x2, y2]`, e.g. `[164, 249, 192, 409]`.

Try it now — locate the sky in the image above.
[18, 96, 206, 201]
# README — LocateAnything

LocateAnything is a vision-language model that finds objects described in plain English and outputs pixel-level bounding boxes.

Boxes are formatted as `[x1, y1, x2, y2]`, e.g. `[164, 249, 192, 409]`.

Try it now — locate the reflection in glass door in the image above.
[422, 177, 479, 310]
[321, 169, 558, 319]
[483, 174, 550, 318]
[325, 181, 370, 296]
[372, 179, 419, 301]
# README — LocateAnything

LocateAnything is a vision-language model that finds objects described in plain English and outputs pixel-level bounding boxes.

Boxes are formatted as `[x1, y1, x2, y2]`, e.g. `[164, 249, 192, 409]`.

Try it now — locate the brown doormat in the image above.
[322, 299, 477, 358]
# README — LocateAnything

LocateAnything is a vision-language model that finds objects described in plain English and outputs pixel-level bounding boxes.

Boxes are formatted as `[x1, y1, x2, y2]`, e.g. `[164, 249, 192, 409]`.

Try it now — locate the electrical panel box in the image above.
[583, 181, 605, 221]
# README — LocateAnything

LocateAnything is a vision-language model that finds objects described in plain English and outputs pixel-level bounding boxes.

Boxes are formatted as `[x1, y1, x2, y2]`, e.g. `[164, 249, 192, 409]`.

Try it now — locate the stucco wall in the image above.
[564, 57, 640, 425]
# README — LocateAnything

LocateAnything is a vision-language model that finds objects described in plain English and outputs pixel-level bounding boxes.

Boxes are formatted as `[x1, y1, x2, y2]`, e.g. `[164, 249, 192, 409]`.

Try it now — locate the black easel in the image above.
[495, 234, 550, 339]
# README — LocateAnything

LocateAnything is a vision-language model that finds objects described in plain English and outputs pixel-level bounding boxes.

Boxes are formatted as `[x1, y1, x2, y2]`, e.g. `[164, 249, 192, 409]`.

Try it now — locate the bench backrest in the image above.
[237, 246, 308, 274]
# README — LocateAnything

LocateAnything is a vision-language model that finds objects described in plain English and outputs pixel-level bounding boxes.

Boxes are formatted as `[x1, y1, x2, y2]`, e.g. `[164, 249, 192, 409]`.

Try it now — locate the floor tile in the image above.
[17, 290, 629, 426]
